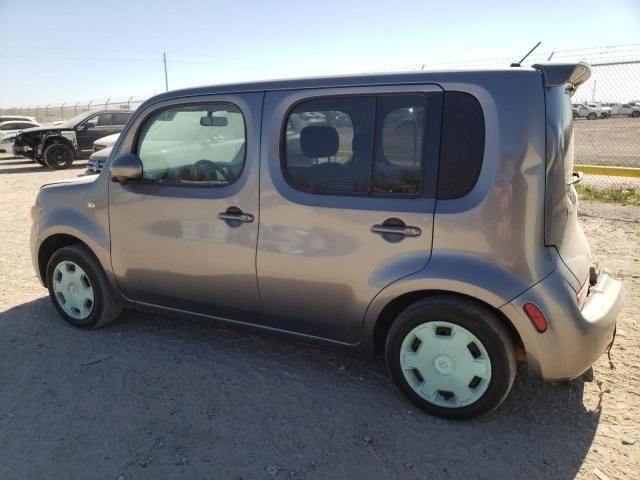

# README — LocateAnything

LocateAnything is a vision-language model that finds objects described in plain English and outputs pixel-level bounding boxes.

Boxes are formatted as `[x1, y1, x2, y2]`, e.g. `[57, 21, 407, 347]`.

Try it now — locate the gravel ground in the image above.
[0, 154, 639, 480]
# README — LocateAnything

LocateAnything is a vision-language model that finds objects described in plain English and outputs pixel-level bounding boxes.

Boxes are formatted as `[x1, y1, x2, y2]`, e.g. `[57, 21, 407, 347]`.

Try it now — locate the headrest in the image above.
[300, 126, 339, 158]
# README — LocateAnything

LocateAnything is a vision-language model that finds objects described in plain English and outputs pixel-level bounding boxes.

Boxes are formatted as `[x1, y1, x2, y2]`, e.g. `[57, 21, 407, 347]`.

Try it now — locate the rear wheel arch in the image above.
[372, 290, 525, 360]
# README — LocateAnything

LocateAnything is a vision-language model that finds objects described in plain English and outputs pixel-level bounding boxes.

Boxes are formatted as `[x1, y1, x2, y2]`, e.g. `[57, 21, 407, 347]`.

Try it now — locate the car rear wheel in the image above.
[46, 244, 122, 329]
[44, 143, 75, 169]
[385, 296, 516, 419]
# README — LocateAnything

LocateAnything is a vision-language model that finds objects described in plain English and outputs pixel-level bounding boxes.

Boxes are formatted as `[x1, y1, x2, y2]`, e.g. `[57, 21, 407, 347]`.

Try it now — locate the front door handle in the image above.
[371, 224, 421, 237]
[218, 211, 254, 223]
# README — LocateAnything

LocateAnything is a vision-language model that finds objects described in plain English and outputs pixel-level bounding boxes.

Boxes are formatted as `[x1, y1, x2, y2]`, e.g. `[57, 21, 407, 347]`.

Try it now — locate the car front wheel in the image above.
[44, 143, 75, 169]
[386, 296, 516, 419]
[46, 244, 122, 329]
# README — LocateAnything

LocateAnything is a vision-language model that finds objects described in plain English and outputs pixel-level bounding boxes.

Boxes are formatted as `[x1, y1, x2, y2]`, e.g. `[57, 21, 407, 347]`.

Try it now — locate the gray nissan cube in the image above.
[30, 63, 623, 419]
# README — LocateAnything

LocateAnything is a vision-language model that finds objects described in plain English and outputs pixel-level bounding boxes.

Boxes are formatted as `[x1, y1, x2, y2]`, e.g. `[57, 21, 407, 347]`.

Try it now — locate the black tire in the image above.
[46, 244, 122, 329]
[385, 296, 516, 419]
[632, 110, 640, 118]
[587, 112, 597, 120]
[44, 143, 75, 169]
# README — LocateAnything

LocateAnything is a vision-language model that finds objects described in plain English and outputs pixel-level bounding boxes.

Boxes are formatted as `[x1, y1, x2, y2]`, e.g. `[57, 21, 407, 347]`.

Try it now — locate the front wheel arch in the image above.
[38, 234, 87, 287]
[43, 135, 74, 152]
[372, 290, 525, 360]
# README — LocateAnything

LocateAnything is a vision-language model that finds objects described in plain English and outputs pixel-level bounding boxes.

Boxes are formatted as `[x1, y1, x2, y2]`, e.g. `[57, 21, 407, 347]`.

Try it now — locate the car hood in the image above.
[18, 126, 73, 136]
[90, 146, 113, 161]
[95, 133, 120, 146]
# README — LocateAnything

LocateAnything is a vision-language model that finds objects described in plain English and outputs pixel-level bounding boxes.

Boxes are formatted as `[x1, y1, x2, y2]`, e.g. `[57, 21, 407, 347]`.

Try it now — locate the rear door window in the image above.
[373, 95, 426, 195]
[284, 97, 374, 194]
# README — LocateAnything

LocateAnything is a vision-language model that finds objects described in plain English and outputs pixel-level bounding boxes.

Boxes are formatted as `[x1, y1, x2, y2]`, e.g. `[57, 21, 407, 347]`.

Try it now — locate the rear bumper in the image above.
[501, 268, 623, 381]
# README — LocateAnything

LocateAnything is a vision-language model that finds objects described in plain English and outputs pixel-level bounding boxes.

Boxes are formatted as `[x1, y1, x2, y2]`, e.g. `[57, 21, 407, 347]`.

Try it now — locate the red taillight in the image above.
[523, 303, 548, 333]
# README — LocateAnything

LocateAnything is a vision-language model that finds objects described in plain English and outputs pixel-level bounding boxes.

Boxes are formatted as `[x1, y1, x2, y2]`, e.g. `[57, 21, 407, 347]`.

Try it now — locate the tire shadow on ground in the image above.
[0, 297, 601, 479]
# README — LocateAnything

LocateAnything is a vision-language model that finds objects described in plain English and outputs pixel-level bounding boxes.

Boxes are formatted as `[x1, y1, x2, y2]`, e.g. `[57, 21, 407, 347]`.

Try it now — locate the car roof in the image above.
[0, 116, 34, 120]
[90, 110, 134, 114]
[143, 68, 540, 103]
[0, 120, 38, 126]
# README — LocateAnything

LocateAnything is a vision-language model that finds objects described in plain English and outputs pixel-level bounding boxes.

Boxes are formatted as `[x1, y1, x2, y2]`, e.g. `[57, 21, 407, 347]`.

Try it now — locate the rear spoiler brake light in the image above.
[532, 62, 591, 90]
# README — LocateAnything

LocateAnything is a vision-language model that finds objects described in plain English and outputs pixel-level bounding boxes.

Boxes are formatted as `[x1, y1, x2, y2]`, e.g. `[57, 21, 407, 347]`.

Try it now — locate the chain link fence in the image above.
[571, 61, 640, 201]
[1, 48, 638, 202]
[0, 95, 151, 124]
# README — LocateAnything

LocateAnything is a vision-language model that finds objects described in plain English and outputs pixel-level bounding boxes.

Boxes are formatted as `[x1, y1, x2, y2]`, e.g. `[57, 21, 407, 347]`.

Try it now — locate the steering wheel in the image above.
[190, 159, 231, 182]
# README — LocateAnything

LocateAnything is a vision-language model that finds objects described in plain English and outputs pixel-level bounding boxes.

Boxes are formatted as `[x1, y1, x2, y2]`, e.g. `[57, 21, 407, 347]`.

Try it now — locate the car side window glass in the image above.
[283, 97, 374, 194]
[115, 113, 131, 125]
[97, 113, 115, 126]
[373, 95, 426, 195]
[137, 103, 246, 186]
[85, 115, 99, 128]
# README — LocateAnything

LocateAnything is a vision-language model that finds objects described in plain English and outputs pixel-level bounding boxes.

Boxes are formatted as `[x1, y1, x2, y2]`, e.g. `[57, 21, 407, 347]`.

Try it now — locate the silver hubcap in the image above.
[399, 321, 492, 408]
[52, 261, 94, 320]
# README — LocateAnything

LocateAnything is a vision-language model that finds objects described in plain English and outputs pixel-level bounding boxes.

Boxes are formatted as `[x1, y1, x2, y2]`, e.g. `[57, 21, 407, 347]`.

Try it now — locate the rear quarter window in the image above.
[437, 92, 485, 199]
[115, 113, 131, 125]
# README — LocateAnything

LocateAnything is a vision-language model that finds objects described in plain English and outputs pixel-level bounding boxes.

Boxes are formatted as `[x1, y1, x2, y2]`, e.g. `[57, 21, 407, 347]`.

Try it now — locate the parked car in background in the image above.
[0, 134, 18, 153]
[0, 119, 40, 153]
[572, 103, 605, 119]
[0, 119, 40, 136]
[85, 146, 113, 174]
[13, 109, 133, 169]
[0, 115, 37, 123]
[591, 103, 611, 118]
[606, 103, 640, 117]
[85, 133, 119, 174]
[31, 63, 623, 419]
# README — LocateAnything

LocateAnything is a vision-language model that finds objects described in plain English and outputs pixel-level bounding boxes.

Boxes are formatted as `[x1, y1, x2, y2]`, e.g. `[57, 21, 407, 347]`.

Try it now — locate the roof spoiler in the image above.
[532, 62, 591, 88]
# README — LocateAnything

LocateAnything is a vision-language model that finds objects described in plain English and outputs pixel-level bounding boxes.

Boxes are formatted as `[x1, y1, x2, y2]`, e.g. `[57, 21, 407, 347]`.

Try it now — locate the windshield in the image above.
[56, 111, 96, 128]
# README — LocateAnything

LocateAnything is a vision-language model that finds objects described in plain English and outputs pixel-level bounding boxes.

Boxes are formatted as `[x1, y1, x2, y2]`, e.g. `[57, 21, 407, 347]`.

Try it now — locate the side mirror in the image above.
[110, 153, 143, 182]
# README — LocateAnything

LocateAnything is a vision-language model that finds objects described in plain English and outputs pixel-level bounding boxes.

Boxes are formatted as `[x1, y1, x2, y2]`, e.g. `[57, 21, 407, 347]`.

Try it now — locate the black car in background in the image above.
[13, 110, 132, 169]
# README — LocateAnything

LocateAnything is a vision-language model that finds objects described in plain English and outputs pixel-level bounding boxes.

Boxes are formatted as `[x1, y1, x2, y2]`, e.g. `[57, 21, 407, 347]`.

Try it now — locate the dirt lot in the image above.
[0, 154, 639, 480]
[575, 117, 640, 168]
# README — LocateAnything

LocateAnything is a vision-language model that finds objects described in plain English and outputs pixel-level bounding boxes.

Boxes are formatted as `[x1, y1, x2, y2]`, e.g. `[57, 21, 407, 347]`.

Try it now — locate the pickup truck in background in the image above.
[605, 103, 640, 117]
[572, 103, 607, 120]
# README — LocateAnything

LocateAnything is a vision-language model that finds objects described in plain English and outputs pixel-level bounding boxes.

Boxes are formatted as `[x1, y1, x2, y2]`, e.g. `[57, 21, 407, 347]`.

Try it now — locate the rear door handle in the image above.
[371, 224, 421, 237]
[218, 212, 254, 223]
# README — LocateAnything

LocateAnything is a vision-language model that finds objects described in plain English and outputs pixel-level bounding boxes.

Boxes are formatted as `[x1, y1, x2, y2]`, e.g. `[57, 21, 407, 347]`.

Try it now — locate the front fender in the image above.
[38, 208, 110, 271]
[33, 175, 114, 289]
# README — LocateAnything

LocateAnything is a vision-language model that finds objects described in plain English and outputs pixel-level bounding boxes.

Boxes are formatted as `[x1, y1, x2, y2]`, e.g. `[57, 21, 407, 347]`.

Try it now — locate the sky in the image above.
[0, 0, 639, 107]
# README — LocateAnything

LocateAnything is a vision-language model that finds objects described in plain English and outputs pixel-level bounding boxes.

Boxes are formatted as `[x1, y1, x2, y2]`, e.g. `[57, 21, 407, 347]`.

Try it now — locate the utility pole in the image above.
[163, 52, 169, 92]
